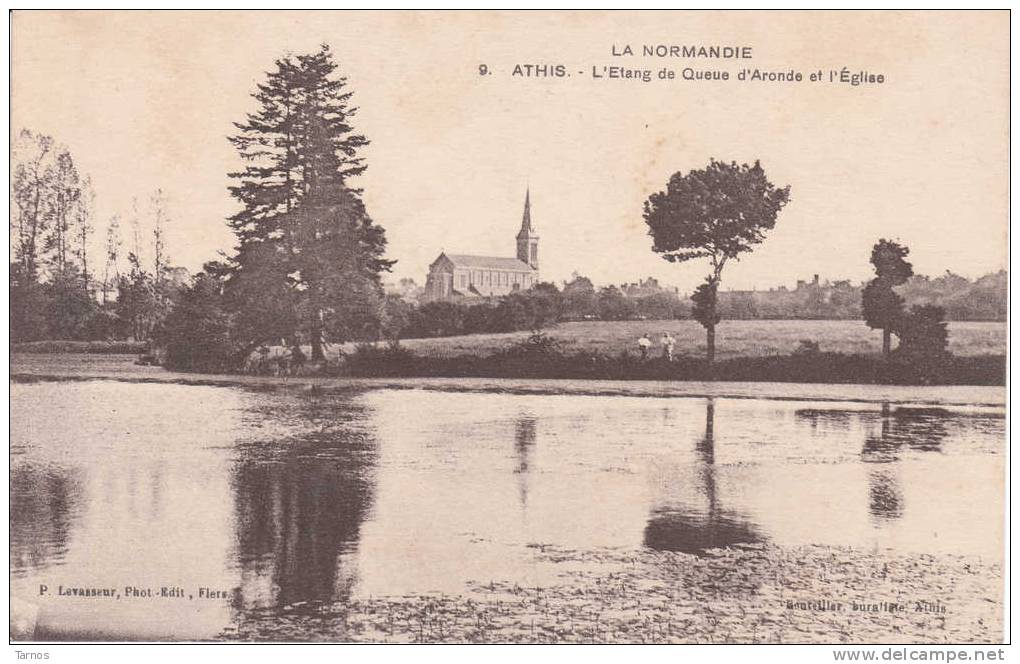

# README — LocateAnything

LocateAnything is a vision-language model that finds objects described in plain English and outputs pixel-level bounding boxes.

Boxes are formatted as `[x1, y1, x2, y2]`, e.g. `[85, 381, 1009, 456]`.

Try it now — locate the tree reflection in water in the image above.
[862, 404, 950, 523]
[513, 416, 537, 510]
[644, 398, 762, 554]
[794, 403, 954, 523]
[230, 394, 378, 610]
[10, 464, 84, 576]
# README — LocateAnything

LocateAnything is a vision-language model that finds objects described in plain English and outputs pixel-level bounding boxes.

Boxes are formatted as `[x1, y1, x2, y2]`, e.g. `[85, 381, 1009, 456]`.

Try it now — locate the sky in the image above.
[10, 10, 1009, 293]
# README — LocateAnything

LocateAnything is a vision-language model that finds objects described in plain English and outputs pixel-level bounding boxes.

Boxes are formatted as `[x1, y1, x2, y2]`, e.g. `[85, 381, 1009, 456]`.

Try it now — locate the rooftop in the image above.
[441, 253, 535, 271]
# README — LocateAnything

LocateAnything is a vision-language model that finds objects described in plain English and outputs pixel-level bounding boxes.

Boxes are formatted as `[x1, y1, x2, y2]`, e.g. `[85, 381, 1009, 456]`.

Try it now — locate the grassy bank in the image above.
[11, 354, 1006, 408]
[11, 340, 147, 354]
[342, 340, 1004, 386]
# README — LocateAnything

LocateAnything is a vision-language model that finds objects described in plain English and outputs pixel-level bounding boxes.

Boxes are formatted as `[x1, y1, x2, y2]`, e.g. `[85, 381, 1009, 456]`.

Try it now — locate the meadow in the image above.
[374, 319, 1006, 360]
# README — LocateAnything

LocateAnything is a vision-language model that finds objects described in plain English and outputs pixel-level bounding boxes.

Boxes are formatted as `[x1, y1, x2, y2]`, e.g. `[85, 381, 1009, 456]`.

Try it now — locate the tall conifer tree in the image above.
[226, 45, 392, 361]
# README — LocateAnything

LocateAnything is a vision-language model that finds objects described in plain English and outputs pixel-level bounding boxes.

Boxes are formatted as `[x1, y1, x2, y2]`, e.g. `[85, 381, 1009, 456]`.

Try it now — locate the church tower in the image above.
[516, 188, 539, 271]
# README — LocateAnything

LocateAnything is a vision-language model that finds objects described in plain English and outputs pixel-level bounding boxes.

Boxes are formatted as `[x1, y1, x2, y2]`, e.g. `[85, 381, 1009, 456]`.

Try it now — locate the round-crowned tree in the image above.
[642, 159, 790, 361]
[862, 239, 913, 357]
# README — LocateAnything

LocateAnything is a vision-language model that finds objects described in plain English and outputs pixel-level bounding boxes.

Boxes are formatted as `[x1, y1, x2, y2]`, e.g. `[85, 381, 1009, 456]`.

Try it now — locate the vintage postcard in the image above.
[8, 10, 1008, 649]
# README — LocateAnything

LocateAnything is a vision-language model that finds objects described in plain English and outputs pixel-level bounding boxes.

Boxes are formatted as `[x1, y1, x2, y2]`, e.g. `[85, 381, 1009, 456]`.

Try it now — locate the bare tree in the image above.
[11, 129, 55, 280]
[45, 149, 82, 277]
[129, 196, 143, 265]
[150, 188, 170, 286]
[74, 176, 95, 294]
[102, 214, 123, 305]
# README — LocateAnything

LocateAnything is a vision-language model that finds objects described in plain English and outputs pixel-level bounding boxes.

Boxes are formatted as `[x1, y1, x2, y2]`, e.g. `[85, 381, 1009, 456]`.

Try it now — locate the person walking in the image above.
[637, 333, 652, 360]
[660, 331, 676, 361]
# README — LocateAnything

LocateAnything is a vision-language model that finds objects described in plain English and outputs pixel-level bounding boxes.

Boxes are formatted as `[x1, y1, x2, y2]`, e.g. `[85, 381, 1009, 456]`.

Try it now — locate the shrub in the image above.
[498, 332, 564, 358]
[340, 338, 1003, 386]
[794, 339, 821, 355]
[159, 274, 236, 372]
[890, 305, 951, 384]
[342, 342, 418, 377]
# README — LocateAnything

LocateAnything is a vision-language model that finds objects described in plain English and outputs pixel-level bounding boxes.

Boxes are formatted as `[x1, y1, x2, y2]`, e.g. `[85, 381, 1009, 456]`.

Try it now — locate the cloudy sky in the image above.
[11, 10, 1008, 292]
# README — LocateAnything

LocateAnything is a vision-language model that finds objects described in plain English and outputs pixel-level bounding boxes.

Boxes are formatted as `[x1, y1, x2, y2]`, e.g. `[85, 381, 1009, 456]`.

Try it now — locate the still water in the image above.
[10, 380, 1004, 640]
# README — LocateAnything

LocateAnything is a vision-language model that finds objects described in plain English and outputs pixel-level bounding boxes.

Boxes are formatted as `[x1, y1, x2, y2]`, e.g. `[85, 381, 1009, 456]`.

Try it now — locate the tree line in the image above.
[10, 129, 182, 343]
[389, 267, 1005, 340]
[714, 270, 1005, 321]
[11, 45, 1001, 378]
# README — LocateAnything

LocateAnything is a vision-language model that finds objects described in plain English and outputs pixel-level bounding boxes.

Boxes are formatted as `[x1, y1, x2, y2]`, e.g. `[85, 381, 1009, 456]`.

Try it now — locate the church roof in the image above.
[442, 253, 535, 271]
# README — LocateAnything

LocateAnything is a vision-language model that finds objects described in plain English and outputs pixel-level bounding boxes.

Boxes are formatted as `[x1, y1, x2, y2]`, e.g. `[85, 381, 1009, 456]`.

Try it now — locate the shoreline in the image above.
[11, 354, 1005, 408]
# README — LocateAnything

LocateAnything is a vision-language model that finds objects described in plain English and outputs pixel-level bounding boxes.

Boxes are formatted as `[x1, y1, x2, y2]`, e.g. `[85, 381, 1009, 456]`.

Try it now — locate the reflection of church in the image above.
[422, 189, 540, 302]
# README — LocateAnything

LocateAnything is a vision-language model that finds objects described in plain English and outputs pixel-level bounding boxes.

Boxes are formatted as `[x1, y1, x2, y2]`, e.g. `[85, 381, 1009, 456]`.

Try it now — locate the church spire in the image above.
[516, 187, 539, 271]
[519, 187, 533, 234]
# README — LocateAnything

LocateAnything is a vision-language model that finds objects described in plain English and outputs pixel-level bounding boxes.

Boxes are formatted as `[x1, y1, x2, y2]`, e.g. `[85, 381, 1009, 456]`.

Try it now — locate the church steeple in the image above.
[516, 188, 539, 271]
[519, 188, 533, 233]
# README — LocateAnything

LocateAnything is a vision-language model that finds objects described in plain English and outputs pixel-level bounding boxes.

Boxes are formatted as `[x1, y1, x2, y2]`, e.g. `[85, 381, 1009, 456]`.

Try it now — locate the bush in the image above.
[498, 332, 565, 358]
[341, 336, 1003, 386]
[340, 342, 420, 377]
[159, 274, 236, 372]
[402, 288, 561, 340]
[794, 339, 821, 355]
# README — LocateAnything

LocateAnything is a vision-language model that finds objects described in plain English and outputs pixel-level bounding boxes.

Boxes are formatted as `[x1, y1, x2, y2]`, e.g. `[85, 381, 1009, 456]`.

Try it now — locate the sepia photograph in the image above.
[7, 9, 1009, 652]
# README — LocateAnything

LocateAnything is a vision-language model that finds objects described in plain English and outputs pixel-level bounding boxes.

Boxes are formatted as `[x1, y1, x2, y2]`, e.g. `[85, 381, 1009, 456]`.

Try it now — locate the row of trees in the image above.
[377, 277, 687, 341]
[10, 129, 182, 342]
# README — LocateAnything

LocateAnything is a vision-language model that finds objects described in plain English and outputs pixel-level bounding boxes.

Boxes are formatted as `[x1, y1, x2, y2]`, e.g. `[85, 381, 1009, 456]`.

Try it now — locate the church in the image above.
[422, 190, 540, 302]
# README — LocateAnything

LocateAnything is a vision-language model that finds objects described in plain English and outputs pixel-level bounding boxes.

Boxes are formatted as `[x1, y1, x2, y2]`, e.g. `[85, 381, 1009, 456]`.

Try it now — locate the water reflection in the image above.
[231, 396, 378, 610]
[513, 416, 537, 509]
[644, 399, 762, 554]
[861, 405, 953, 524]
[861, 405, 949, 462]
[9, 381, 1005, 641]
[10, 464, 84, 575]
[868, 467, 904, 521]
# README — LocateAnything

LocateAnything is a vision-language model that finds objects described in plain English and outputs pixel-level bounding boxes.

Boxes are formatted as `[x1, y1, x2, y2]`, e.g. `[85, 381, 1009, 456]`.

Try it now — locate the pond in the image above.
[10, 379, 1005, 640]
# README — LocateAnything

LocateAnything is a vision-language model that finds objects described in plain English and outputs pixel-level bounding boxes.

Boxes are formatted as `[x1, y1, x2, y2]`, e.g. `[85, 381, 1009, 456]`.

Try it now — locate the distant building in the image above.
[717, 274, 863, 319]
[621, 277, 679, 298]
[422, 189, 539, 302]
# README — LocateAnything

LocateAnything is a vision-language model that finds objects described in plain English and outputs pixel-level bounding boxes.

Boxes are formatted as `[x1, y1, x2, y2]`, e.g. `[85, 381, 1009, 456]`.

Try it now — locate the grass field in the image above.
[367, 319, 1006, 360]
